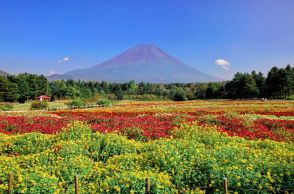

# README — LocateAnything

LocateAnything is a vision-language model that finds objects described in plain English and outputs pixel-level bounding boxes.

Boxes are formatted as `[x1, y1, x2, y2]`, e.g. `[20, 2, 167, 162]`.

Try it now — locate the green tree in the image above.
[194, 83, 208, 99]
[206, 83, 222, 99]
[242, 73, 258, 98]
[113, 85, 124, 100]
[252, 71, 266, 98]
[0, 76, 19, 102]
[128, 80, 137, 95]
[285, 65, 294, 98]
[266, 67, 289, 99]
[227, 72, 258, 99]
[168, 87, 187, 101]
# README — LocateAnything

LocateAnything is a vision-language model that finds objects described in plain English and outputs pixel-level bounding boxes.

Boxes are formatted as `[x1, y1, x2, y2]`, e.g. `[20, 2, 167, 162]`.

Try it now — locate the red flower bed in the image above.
[54, 112, 190, 140]
[255, 119, 294, 131]
[243, 111, 294, 117]
[0, 112, 191, 140]
[254, 118, 294, 142]
[0, 111, 293, 142]
[0, 116, 67, 134]
[199, 115, 283, 141]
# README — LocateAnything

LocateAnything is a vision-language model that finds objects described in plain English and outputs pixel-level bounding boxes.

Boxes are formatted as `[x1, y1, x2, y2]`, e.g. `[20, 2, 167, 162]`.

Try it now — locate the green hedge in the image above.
[0, 103, 14, 111]
[30, 101, 49, 110]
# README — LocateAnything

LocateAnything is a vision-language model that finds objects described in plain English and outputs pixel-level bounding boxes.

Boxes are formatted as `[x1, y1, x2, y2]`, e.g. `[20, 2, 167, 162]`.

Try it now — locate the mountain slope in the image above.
[47, 74, 73, 81]
[0, 70, 8, 76]
[50, 44, 221, 83]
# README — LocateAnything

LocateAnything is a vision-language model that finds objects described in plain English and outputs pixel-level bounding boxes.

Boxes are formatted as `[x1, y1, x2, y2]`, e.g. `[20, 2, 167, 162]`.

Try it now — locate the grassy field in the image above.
[12, 101, 66, 111]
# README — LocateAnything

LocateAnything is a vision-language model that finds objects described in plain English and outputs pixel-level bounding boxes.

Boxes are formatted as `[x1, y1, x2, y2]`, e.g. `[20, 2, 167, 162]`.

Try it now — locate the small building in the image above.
[35, 95, 51, 101]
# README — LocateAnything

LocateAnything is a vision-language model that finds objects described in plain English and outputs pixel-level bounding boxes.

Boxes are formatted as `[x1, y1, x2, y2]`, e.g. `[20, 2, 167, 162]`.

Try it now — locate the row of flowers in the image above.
[0, 110, 294, 142]
[0, 122, 292, 193]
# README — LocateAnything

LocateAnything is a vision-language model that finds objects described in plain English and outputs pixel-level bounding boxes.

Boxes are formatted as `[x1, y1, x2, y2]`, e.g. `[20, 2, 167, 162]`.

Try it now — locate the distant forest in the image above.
[0, 65, 293, 102]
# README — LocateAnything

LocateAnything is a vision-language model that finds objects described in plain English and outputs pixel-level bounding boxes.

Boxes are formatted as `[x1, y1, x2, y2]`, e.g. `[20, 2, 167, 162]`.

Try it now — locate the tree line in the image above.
[0, 65, 293, 102]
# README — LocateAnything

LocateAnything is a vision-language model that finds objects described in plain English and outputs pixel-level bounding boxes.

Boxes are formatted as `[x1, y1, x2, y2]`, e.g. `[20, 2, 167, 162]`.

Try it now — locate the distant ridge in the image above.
[0, 70, 8, 76]
[47, 74, 73, 81]
[48, 44, 221, 83]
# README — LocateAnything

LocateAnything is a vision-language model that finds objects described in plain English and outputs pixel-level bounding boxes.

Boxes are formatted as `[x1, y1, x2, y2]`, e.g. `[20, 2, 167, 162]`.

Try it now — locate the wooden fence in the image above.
[6, 174, 292, 194]
[48, 104, 103, 111]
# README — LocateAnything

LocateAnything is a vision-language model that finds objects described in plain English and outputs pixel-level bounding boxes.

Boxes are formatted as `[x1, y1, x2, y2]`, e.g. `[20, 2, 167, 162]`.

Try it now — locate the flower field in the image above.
[0, 100, 293, 193]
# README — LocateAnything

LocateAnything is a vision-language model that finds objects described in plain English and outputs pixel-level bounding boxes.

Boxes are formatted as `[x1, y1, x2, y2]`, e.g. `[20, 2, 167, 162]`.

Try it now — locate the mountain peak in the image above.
[133, 43, 158, 48]
[55, 44, 222, 83]
[106, 44, 170, 65]
[132, 44, 164, 52]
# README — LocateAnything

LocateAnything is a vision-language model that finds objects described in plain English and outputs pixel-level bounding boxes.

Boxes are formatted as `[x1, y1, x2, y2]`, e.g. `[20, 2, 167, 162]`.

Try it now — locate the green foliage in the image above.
[128, 80, 138, 95]
[185, 91, 195, 100]
[12, 73, 49, 102]
[226, 65, 294, 99]
[87, 133, 139, 162]
[227, 72, 258, 99]
[18, 171, 59, 194]
[0, 133, 55, 155]
[168, 87, 187, 101]
[0, 103, 14, 111]
[107, 93, 117, 101]
[30, 101, 49, 110]
[266, 65, 294, 99]
[113, 85, 124, 100]
[0, 65, 293, 102]
[66, 99, 85, 108]
[0, 76, 19, 102]
[206, 83, 223, 99]
[120, 127, 147, 141]
[97, 98, 112, 107]
[58, 122, 93, 141]
[124, 94, 164, 101]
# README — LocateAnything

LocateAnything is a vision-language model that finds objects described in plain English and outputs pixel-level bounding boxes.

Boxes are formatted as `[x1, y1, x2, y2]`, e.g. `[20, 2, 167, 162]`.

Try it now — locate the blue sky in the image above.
[0, 0, 294, 79]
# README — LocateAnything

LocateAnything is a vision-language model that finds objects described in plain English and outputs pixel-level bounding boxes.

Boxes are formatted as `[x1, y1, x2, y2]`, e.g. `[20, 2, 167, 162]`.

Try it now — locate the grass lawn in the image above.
[12, 101, 66, 111]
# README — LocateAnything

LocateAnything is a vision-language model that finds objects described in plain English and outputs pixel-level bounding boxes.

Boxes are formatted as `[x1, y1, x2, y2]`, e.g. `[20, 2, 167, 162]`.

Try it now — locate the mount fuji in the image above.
[48, 44, 221, 83]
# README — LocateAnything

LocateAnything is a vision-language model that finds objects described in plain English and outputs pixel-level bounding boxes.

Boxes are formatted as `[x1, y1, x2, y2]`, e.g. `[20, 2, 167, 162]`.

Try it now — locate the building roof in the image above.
[35, 95, 51, 99]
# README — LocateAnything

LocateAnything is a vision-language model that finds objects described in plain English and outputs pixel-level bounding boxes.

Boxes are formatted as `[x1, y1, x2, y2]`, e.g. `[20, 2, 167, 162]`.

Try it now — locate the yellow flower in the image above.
[20, 188, 27, 194]
[18, 176, 23, 182]
[31, 180, 37, 186]
[114, 186, 121, 192]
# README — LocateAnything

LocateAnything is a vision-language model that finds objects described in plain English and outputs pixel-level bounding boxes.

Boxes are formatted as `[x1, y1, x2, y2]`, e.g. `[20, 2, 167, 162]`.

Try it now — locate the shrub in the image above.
[168, 88, 187, 101]
[97, 98, 112, 107]
[30, 101, 49, 110]
[107, 93, 117, 101]
[124, 94, 164, 101]
[0, 103, 14, 111]
[120, 127, 147, 141]
[66, 99, 85, 108]
[1, 133, 55, 155]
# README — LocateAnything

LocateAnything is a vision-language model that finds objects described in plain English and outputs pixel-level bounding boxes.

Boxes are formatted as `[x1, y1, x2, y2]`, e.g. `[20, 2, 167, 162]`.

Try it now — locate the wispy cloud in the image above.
[215, 59, 230, 71]
[47, 70, 56, 76]
[58, 57, 70, 64]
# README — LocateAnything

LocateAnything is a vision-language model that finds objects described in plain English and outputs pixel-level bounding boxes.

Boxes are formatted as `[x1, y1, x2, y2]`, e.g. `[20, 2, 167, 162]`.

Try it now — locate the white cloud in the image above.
[215, 59, 230, 71]
[47, 70, 56, 76]
[58, 57, 70, 64]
